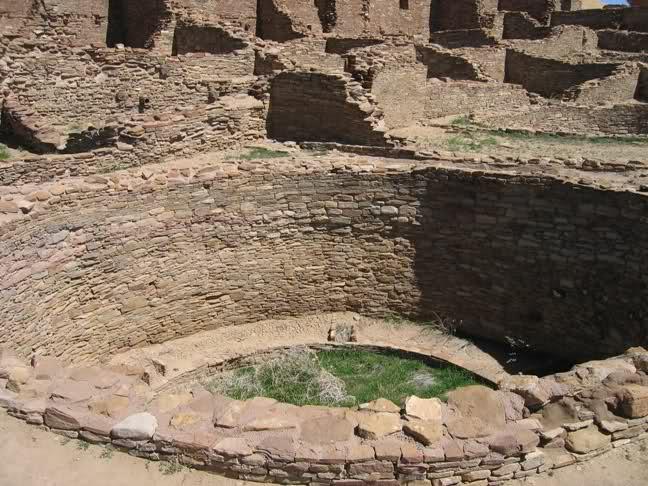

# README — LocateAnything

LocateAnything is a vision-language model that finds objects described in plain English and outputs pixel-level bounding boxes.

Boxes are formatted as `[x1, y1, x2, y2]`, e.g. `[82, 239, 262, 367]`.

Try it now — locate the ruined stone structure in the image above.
[2, 1, 648, 485]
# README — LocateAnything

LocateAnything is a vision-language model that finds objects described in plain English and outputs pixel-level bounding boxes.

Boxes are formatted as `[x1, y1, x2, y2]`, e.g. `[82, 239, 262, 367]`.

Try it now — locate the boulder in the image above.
[403, 419, 444, 445]
[565, 425, 610, 454]
[111, 412, 158, 440]
[618, 384, 648, 418]
[404, 396, 443, 421]
[356, 412, 402, 439]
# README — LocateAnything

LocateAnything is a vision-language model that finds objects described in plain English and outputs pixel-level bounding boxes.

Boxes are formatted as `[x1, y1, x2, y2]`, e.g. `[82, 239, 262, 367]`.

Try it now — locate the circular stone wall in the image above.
[1, 159, 648, 362]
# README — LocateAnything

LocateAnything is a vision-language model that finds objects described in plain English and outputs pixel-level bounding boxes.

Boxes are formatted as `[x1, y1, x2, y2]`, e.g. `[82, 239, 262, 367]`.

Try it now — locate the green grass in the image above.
[447, 127, 648, 151]
[238, 146, 290, 161]
[450, 115, 475, 128]
[99, 446, 114, 460]
[76, 440, 90, 451]
[159, 459, 184, 475]
[447, 133, 498, 152]
[206, 348, 481, 408]
[0, 144, 10, 161]
[318, 349, 479, 405]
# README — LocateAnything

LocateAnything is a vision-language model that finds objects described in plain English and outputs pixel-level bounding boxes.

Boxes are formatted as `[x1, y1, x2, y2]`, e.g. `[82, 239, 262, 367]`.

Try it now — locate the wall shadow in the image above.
[408, 168, 648, 362]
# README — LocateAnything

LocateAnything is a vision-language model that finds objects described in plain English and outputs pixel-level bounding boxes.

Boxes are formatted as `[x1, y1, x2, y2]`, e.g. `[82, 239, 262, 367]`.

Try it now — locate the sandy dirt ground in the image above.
[1, 412, 646, 486]
[107, 312, 521, 392]
[389, 124, 648, 162]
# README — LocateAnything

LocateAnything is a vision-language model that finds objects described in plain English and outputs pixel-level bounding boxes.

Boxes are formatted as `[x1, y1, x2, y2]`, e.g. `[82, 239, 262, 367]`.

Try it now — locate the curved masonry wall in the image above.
[1, 342, 648, 486]
[1, 159, 648, 362]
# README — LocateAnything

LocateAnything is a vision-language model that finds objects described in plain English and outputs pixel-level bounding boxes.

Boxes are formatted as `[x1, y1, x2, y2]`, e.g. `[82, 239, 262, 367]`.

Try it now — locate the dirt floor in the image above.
[1, 412, 647, 486]
[389, 123, 648, 162]
[107, 312, 563, 393]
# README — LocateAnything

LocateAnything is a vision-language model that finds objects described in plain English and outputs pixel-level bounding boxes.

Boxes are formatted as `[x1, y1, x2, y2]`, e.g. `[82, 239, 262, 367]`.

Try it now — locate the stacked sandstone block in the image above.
[1, 346, 647, 485]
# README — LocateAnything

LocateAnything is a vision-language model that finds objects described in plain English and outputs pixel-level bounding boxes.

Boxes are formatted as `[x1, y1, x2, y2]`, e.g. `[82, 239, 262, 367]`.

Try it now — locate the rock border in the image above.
[1, 346, 647, 486]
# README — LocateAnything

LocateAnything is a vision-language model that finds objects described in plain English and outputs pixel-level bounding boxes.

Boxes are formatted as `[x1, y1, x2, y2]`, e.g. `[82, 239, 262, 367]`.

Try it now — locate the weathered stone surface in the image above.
[487, 426, 540, 455]
[300, 415, 355, 444]
[0, 388, 18, 408]
[499, 376, 566, 409]
[5, 366, 31, 392]
[44, 406, 82, 431]
[360, 398, 401, 414]
[111, 412, 158, 440]
[521, 450, 545, 470]
[619, 384, 648, 418]
[404, 396, 443, 422]
[148, 392, 194, 414]
[356, 412, 402, 440]
[440, 437, 464, 462]
[402, 419, 444, 445]
[462, 469, 490, 481]
[446, 417, 494, 439]
[215, 397, 276, 428]
[213, 437, 253, 457]
[565, 425, 611, 454]
[499, 391, 526, 422]
[50, 380, 94, 403]
[89, 395, 130, 418]
[373, 440, 402, 461]
[463, 439, 489, 459]
[447, 386, 506, 428]
[31, 356, 64, 380]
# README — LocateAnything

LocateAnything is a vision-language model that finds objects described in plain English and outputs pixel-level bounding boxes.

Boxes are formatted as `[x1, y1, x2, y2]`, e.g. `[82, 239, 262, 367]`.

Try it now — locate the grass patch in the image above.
[99, 446, 114, 460]
[320, 349, 479, 404]
[205, 348, 481, 407]
[238, 146, 290, 161]
[159, 459, 184, 476]
[0, 144, 10, 161]
[447, 133, 498, 152]
[450, 115, 474, 128]
[76, 440, 90, 451]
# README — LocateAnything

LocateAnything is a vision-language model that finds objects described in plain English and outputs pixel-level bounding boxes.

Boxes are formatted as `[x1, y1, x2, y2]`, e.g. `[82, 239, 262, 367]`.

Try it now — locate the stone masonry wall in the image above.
[431, 0, 500, 31]
[504, 50, 623, 97]
[267, 72, 389, 145]
[2, 159, 648, 363]
[597, 30, 648, 54]
[476, 102, 648, 135]
[2, 332, 648, 486]
[499, 0, 560, 23]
